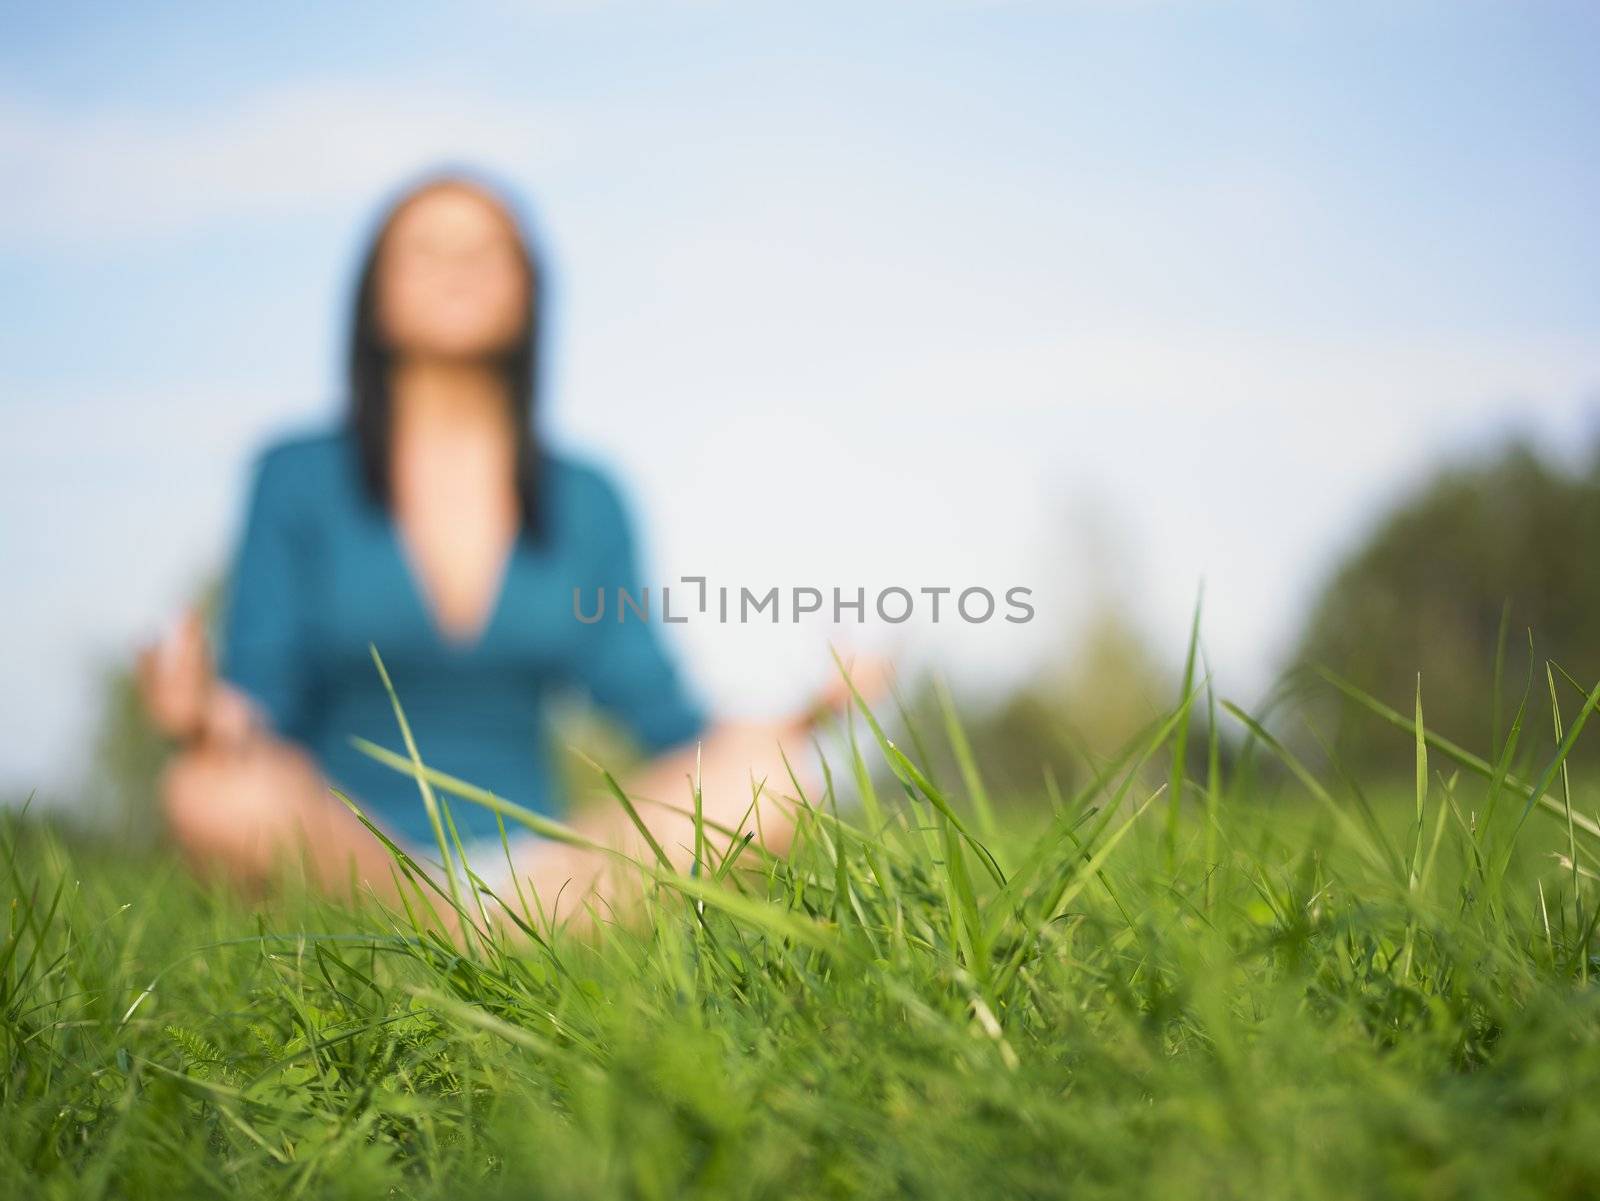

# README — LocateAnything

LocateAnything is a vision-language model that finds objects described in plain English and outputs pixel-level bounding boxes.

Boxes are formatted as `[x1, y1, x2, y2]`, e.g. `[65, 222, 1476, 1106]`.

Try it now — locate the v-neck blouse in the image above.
[215, 426, 708, 847]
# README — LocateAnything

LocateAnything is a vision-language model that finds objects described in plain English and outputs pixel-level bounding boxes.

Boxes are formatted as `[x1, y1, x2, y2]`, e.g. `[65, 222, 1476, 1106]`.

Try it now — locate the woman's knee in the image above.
[159, 746, 225, 845]
[159, 742, 315, 851]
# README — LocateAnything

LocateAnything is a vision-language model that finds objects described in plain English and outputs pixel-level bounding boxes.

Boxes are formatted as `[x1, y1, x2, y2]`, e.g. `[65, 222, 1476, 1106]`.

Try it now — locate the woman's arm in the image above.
[211, 444, 318, 744]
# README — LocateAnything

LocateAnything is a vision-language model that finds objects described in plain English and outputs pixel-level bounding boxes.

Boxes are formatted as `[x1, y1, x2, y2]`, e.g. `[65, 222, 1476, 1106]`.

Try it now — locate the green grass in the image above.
[8, 672, 1600, 1200]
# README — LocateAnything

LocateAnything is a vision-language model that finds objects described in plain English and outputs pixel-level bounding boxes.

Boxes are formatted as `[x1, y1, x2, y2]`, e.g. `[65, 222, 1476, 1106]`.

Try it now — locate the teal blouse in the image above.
[215, 427, 707, 847]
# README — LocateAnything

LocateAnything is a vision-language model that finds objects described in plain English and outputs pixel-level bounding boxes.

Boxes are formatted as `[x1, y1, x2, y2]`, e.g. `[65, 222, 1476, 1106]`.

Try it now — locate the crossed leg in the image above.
[159, 716, 825, 932]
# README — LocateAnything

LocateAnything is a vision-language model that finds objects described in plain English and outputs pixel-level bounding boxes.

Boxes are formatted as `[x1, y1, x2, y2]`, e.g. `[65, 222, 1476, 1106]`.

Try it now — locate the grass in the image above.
[8, 664, 1600, 1200]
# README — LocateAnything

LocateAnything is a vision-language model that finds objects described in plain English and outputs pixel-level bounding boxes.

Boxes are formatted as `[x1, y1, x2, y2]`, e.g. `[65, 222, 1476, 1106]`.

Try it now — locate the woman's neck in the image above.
[389, 358, 515, 444]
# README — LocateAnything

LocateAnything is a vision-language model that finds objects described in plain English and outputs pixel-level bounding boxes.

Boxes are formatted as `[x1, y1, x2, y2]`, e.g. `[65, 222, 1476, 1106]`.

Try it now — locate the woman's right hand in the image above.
[139, 609, 265, 749]
[137, 608, 215, 742]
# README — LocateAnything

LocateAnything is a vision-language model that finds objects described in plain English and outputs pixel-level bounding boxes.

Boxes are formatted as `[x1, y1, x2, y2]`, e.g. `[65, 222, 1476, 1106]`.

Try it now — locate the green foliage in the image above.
[8, 672, 1600, 1199]
[1292, 438, 1600, 777]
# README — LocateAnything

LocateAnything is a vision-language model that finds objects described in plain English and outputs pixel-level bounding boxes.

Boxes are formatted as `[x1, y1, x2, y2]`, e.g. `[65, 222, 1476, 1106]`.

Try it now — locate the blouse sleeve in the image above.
[214, 446, 316, 744]
[567, 468, 709, 754]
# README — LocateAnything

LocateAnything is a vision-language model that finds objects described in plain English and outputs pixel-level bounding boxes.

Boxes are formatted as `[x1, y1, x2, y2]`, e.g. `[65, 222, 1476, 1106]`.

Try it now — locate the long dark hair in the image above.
[347, 171, 546, 543]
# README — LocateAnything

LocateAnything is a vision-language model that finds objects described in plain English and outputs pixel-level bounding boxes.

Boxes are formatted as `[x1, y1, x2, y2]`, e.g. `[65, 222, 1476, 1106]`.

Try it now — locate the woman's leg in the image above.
[160, 736, 410, 904]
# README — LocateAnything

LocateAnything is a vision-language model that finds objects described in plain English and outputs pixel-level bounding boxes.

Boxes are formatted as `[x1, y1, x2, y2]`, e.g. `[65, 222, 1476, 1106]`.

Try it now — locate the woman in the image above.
[138, 170, 851, 926]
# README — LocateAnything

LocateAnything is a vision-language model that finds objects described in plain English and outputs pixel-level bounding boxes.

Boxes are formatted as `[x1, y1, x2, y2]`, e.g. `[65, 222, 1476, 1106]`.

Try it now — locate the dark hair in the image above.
[348, 171, 546, 543]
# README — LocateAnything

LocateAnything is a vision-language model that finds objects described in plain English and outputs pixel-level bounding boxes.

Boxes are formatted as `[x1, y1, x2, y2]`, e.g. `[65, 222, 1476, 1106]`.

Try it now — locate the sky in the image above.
[2, 1, 1598, 801]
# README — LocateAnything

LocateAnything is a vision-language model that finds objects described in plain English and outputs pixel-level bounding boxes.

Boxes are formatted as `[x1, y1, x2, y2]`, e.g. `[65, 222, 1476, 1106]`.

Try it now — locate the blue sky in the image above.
[3, 1, 1598, 797]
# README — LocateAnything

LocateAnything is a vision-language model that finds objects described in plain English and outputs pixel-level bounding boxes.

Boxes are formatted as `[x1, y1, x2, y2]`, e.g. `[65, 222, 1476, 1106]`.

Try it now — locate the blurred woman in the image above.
[138, 171, 852, 927]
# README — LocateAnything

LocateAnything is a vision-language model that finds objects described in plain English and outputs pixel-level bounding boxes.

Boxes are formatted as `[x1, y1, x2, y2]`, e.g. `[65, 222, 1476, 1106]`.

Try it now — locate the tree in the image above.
[1289, 438, 1600, 778]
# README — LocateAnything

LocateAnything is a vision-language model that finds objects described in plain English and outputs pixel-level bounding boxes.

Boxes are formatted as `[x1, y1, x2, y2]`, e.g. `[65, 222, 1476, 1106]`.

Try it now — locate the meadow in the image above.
[7, 661, 1600, 1200]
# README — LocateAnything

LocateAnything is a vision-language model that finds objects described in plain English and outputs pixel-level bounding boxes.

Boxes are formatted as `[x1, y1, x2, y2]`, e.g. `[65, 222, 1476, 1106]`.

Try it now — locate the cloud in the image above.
[0, 80, 579, 244]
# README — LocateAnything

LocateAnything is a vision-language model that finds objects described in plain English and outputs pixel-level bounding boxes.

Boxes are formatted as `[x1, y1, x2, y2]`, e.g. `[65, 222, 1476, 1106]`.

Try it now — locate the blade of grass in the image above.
[1166, 586, 1203, 867]
[1316, 667, 1600, 847]
[368, 644, 468, 944]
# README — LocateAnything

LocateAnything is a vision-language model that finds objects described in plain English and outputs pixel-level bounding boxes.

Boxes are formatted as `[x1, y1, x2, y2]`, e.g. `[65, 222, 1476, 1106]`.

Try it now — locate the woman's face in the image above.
[376, 184, 530, 361]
